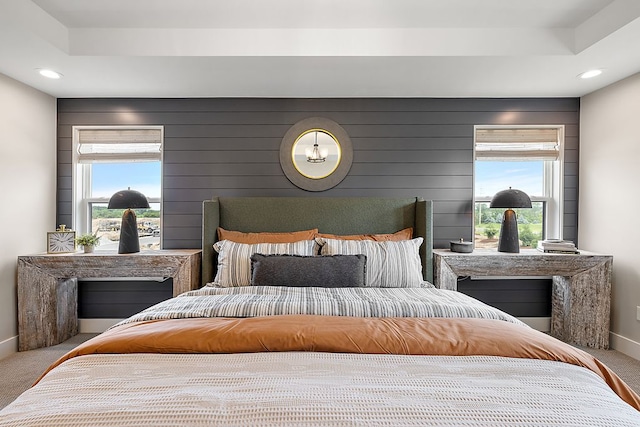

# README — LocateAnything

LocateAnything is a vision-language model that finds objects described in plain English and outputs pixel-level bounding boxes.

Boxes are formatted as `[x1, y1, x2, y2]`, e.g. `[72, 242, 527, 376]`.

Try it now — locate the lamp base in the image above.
[497, 209, 520, 253]
[118, 209, 140, 254]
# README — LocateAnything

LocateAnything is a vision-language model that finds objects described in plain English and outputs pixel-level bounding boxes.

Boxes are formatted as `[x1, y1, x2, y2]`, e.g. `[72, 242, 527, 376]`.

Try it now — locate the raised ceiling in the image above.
[1, 0, 639, 98]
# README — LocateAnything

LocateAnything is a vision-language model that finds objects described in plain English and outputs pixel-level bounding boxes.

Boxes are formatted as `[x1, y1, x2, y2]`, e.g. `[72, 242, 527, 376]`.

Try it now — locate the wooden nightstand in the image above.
[433, 248, 612, 349]
[17, 249, 202, 351]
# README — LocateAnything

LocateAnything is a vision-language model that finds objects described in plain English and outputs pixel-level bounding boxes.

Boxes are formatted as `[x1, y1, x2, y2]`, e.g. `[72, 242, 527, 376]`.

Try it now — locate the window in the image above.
[474, 125, 564, 249]
[72, 126, 163, 251]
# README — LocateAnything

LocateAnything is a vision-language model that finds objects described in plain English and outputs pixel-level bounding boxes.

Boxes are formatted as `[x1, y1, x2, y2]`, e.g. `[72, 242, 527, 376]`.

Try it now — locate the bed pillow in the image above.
[217, 227, 318, 244]
[316, 237, 424, 288]
[315, 227, 413, 241]
[250, 254, 367, 288]
[213, 240, 316, 287]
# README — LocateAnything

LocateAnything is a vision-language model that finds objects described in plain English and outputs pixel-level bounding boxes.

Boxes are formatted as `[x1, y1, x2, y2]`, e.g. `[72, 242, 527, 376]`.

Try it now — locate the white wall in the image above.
[580, 72, 640, 358]
[0, 73, 56, 359]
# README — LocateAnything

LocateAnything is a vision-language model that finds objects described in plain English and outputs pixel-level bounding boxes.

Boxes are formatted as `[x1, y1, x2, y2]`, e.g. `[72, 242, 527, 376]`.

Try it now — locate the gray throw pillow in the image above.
[250, 254, 367, 288]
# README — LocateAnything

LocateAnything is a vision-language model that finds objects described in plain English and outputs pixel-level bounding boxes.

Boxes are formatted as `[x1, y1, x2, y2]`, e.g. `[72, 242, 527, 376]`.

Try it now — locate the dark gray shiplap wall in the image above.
[56, 98, 579, 251]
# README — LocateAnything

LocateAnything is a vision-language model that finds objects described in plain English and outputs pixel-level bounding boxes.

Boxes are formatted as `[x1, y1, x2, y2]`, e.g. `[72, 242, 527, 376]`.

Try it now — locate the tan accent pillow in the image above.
[217, 227, 318, 244]
[316, 227, 413, 242]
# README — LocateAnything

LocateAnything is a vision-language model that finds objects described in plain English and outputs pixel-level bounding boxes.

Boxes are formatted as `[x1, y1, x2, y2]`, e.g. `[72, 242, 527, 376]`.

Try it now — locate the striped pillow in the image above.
[317, 237, 424, 288]
[213, 240, 316, 287]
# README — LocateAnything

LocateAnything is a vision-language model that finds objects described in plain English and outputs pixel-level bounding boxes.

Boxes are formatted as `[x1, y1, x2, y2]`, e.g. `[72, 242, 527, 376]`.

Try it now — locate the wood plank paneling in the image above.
[78, 279, 173, 318]
[457, 277, 552, 317]
[56, 97, 580, 112]
[56, 97, 579, 253]
[56, 109, 580, 125]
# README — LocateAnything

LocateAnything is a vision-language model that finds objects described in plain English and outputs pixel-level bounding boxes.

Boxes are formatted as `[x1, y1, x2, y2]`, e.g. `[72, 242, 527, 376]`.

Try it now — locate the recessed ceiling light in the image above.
[38, 69, 63, 79]
[578, 69, 602, 79]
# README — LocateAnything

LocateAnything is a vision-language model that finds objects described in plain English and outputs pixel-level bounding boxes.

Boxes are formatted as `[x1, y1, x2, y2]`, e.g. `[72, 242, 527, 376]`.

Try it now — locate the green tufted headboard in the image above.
[202, 197, 433, 286]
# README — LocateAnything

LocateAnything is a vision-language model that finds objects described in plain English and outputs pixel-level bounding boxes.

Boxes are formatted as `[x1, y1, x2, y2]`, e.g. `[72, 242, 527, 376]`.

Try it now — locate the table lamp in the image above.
[108, 188, 150, 254]
[490, 187, 532, 253]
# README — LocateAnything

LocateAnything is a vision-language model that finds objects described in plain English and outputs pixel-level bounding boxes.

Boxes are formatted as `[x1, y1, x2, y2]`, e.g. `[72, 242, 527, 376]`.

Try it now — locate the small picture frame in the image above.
[47, 225, 76, 254]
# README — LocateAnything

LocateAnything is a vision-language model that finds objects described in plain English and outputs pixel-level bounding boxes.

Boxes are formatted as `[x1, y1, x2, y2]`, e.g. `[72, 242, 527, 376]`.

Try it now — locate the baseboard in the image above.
[518, 317, 550, 332]
[79, 319, 124, 333]
[610, 332, 640, 361]
[0, 335, 18, 360]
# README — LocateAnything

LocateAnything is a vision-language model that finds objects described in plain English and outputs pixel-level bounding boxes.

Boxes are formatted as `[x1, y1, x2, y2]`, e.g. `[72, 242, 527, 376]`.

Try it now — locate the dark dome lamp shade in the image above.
[108, 188, 150, 254]
[490, 187, 532, 253]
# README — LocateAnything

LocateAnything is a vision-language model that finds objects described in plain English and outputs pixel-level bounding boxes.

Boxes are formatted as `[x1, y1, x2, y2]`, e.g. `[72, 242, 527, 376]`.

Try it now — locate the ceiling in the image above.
[1, 0, 640, 98]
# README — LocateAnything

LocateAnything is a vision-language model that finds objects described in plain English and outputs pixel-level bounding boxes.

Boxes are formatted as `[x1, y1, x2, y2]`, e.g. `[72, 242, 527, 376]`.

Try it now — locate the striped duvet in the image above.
[116, 285, 526, 327]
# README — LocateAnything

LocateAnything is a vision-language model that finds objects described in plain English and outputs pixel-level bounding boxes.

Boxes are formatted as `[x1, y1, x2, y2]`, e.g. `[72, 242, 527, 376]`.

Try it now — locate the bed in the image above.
[1, 196, 639, 426]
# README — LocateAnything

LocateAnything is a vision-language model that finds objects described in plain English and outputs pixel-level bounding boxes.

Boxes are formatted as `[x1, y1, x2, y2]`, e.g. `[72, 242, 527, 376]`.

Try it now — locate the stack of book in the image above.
[537, 239, 579, 254]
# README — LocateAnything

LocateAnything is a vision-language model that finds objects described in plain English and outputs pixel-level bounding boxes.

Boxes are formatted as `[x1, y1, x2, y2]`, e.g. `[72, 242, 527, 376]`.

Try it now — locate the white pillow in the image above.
[316, 237, 424, 288]
[213, 240, 316, 287]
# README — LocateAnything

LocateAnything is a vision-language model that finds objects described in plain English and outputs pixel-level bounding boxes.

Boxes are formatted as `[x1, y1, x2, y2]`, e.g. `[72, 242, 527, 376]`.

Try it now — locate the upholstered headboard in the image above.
[202, 197, 433, 286]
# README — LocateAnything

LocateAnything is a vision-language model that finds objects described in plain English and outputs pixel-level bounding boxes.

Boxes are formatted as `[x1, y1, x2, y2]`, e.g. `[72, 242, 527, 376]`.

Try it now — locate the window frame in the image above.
[71, 125, 163, 241]
[473, 124, 565, 241]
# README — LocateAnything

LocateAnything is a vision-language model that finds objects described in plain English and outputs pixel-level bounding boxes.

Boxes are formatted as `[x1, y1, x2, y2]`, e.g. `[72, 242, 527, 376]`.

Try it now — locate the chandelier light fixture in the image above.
[306, 131, 327, 163]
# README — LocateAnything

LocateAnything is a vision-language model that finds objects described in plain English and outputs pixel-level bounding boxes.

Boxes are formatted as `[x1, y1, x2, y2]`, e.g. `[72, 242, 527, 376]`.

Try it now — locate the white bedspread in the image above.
[1, 352, 639, 427]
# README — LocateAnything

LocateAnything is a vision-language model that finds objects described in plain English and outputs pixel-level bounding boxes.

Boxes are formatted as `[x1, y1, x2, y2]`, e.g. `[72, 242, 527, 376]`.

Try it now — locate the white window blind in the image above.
[77, 128, 162, 163]
[475, 127, 560, 160]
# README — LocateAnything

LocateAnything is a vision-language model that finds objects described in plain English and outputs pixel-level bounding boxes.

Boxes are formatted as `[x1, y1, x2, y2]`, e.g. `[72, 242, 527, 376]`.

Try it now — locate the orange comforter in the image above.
[46, 315, 640, 411]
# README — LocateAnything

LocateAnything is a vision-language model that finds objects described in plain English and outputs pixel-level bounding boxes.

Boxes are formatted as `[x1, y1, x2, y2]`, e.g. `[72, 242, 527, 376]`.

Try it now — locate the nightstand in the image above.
[433, 248, 612, 349]
[17, 249, 202, 351]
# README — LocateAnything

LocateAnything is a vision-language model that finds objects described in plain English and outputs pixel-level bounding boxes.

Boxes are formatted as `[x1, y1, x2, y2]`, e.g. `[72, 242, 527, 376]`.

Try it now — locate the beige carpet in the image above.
[0, 334, 98, 409]
[575, 345, 640, 394]
[1, 334, 639, 410]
